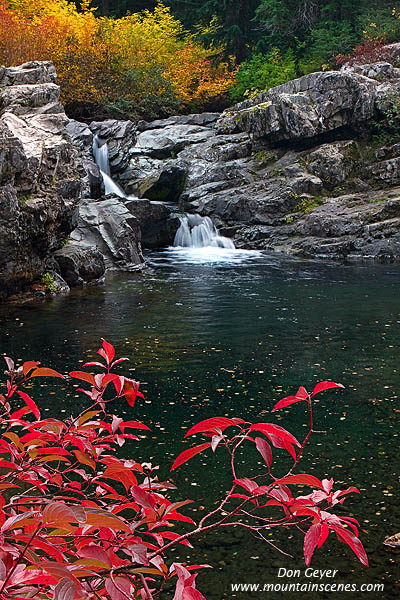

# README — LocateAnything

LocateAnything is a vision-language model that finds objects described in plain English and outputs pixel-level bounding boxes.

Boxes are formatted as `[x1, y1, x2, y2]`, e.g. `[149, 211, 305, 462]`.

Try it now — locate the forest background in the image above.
[1, 0, 399, 121]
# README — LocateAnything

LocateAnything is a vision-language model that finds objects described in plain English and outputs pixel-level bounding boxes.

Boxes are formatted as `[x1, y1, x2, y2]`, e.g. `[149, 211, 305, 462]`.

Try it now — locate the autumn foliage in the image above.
[0, 1, 235, 119]
[0, 340, 367, 599]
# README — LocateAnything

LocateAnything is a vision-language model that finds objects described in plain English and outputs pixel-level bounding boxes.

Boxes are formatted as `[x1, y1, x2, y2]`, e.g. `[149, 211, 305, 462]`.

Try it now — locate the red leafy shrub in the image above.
[0, 340, 367, 599]
[336, 37, 390, 67]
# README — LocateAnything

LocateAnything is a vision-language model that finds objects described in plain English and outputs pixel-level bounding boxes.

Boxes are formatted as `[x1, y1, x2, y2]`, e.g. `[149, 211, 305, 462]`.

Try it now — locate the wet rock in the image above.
[125, 199, 179, 248]
[0, 185, 73, 301]
[54, 244, 105, 286]
[89, 119, 136, 173]
[132, 124, 215, 159]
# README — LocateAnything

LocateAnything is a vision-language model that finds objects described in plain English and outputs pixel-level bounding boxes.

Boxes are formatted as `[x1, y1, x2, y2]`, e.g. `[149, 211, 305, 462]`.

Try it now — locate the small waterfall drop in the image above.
[93, 136, 129, 199]
[174, 214, 235, 249]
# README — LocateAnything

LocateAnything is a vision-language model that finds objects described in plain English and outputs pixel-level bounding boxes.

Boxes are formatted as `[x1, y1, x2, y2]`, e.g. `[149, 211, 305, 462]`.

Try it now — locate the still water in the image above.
[0, 248, 399, 598]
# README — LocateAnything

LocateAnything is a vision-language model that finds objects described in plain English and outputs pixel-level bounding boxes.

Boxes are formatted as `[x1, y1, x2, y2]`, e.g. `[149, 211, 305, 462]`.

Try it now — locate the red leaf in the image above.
[121, 420, 151, 431]
[318, 523, 330, 548]
[184, 417, 245, 438]
[332, 526, 369, 567]
[304, 523, 322, 566]
[274, 475, 324, 489]
[266, 432, 297, 460]
[130, 485, 156, 510]
[183, 589, 207, 600]
[171, 443, 211, 471]
[29, 368, 64, 379]
[22, 361, 39, 376]
[4, 356, 14, 372]
[69, 371, 96, 386]
[272, 387, 308, 412]
[105, 577, 131, 600]
[78, 545, 111, 568]
[249, 423, 301, 447]
[100, 339, 115, 364]
[255, 437, 272, 469]
[40, 562, 79, 584]
[311, 381, 344, 398]
[42, 501, 81, 525]
[16, 390, 40, 419]
[54, 577, 77, 600]
[85, 510, 131, 532]
[234, 478, 259, 493]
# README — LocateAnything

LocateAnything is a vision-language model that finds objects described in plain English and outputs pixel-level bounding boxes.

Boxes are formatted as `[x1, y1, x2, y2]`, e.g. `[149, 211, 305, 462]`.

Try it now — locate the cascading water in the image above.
[174, 214, 235, 249]
[93, 135, 129, 199]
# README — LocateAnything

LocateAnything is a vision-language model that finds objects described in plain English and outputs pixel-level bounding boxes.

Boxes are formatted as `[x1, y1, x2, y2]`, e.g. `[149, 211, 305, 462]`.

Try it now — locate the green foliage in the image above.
[230, 48, 297, 103]
[295, 196, 324, 213]
[41, 272, 56, 292]
[103, 64, 181, 121]
[381, 91, 400, 131]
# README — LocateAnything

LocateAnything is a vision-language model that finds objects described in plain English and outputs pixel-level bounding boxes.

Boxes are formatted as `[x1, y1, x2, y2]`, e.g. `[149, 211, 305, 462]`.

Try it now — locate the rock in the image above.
[120, 157, 186, 201]
[54, 244, 105, 286]
[0, 61, 106, 301]
[89, 119, 136, 174]
[125, 199, 179, 248]
[384, 533, 400, 552]
[70, 197, 144, 271]
[132, 124, 215, 159]
[66, 119, 93, 151]
[0, 61, 57, 86]
[217, 71, 379, 142]
[0, 185, 73, 300]
[137, 112, 220, 131]
[307, 141, 358, 186]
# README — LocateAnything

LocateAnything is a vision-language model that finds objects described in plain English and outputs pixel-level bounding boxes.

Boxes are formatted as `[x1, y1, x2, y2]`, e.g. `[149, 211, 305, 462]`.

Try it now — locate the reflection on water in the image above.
[0, 249, 399, 598]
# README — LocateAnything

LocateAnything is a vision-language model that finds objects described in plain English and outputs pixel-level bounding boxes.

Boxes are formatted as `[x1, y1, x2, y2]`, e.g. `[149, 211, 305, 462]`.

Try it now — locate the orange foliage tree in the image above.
[0, 0, 235, 119]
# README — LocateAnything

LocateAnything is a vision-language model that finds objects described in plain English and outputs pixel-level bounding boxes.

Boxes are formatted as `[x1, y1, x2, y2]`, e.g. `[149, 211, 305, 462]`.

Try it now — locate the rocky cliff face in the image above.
[0, 61, 145, 301]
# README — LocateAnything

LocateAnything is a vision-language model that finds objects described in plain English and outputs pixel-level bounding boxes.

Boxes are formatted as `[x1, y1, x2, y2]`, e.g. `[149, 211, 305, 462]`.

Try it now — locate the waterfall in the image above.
[174, 214, 235, 249]
[92, 136, 128, 199]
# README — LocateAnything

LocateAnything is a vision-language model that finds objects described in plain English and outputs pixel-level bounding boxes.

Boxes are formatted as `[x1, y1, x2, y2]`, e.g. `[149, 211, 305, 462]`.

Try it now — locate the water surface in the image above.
[0, 249, 398, 598]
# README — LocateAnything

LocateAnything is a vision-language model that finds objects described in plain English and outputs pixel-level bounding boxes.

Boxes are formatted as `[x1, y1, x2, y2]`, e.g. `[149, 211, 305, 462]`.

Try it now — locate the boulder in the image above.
[70, 197, 144, 271]
[216, 71, 379, 142]
[54, 244, 105, 286]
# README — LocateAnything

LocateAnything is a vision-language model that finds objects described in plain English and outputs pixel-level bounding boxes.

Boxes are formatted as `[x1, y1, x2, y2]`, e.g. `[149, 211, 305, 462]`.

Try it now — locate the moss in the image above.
[294, 196, 324, 213]
[18, 193, 31, 207]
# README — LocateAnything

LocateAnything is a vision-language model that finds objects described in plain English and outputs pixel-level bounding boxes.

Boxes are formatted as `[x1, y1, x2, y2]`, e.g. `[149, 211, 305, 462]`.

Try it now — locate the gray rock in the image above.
[0, 61, 109, 301]
[125, 199, 179, 247]
[307, 141, 357, 186]
[133, 124, 215, 159]
[0, 185, 73, 300]
[217, 71, 379, 142]
[66, 119, 93, 151]
[70, 197, 144, 271]
[54, 244, 105, 286]
[89, 119, 136, 173]
[0, 61, 57, 86]
[137, 113, 220, 131]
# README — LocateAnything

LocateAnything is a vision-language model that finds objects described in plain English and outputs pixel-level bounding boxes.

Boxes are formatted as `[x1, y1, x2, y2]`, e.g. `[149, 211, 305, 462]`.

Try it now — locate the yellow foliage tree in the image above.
[0, 0, 236, 118]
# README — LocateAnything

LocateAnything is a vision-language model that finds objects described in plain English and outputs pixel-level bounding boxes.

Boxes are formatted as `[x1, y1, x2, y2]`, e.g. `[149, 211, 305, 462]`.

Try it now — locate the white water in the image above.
[174, 214, 235, 249]
[93, 136, 133, 199]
